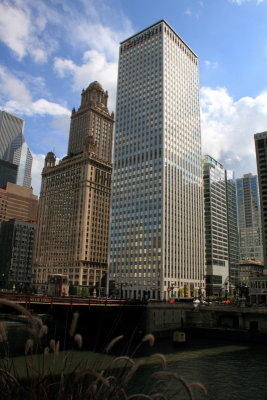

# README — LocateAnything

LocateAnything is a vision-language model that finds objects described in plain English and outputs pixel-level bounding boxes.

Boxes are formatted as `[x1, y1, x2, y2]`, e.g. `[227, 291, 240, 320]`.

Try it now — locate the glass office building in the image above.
[6, 133, 32, 188]
[225, 170, 239, 287]
[0, 111, 32, 188]
[236, 173, 263, 262]
[0, 110, 24, 160]
[0, 160, 17, 188]
[203, 155, 229, 296]
[109, 20, 205, 300]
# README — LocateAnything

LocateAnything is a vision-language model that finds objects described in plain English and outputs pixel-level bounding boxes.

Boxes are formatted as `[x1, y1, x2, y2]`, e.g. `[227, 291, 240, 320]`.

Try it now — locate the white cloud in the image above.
[0, 0, 132, 113]
[61, 0, 133, 61]
[0, 65, 70, 116]
[54, 50, 118, 111]
[5, 99, 70, 116]
[0, 1, 29, 59]
[31, 153, 45, 195]
[0, 0, 58, 62]
[0, 65, 32, 105]
[185, 9, 192, 16]
[230, 0, 265, 4]
[201, 87, 267, 177]
[0, 0, 133, 64]
[204, 60, 218, 70]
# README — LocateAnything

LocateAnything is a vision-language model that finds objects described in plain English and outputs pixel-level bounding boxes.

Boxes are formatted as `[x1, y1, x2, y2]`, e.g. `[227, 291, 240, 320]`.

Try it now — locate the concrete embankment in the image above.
[145, 303, 267, 343]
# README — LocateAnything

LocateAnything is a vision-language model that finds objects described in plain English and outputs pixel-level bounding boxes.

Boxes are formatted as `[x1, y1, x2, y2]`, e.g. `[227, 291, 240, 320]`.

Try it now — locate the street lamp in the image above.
[224, 281, 228, 300]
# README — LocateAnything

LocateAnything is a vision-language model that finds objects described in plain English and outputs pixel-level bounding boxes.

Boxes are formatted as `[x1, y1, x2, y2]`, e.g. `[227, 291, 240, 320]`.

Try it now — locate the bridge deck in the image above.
[0, 292, 145, 307]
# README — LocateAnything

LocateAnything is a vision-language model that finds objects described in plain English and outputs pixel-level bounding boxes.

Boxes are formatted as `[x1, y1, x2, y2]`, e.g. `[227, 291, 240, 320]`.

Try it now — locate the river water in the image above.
[126, 336, 267, 400]
[2, 314, 267, 399]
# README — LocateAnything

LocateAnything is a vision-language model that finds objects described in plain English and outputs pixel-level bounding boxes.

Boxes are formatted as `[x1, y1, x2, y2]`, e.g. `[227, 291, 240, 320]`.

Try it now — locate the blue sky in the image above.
[1, 0, 267, 194]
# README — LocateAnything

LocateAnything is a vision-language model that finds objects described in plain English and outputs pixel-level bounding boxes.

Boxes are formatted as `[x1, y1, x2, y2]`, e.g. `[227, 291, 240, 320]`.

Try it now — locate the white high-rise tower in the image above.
[109, 20, 205, 300]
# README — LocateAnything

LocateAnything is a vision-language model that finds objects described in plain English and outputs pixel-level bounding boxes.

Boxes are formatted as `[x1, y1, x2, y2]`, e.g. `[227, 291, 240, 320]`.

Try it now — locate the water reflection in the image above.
[131, 337, 267, 400]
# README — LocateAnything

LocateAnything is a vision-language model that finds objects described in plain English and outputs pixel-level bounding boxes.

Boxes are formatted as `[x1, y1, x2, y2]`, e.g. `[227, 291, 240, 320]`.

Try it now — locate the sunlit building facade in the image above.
[109, 20, 205, 300]
[7, 133, 32, 188]
[203, 155, 229, 296]
[0, 110, 24, 160]
[0, 111, 32, 188]
[0, 182, 38, 223]
[34, 82, 114, 294]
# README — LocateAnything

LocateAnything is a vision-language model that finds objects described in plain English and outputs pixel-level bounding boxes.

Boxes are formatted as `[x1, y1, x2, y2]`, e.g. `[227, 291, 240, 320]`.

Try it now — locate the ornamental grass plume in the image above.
[142, 334, 155, 347]
[105, 335, 124, 353]
[0, 322, 7, 342]
[74, 334, 83, 349]
[69, 311, 79, 336]
[25, 338, 34, 355]
[0, 299, 207, 400]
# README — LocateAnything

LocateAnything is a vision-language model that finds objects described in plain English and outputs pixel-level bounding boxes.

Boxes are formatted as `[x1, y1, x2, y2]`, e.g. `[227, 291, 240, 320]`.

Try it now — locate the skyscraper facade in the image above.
[109, 20, 205, 300]
[0, 160, 17, 188]
[0, 182, 38, 223]
[0, 219, 36, 289]
[0, 110, 32, 188]
[0, 110, 24, 160]
[34, 82, 114, 294]
[254, 132, 267, 271]
[236, 173, 263, 262]
[6, 133, 32, 188]
[225, 170, 239, 287]
[203, 155, 229, 296]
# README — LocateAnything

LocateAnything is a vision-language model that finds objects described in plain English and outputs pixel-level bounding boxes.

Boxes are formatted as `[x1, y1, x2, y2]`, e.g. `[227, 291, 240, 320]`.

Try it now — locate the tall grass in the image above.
[0, 299, 207, 399]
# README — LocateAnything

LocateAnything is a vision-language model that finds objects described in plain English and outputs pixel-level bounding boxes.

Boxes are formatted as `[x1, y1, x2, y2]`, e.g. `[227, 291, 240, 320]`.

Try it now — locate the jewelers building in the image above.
[34, 82, 114, 294]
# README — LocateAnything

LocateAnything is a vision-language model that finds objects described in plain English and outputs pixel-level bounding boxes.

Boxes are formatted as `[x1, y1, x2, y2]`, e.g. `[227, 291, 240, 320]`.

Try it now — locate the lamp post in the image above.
[225, 281, 228, 300]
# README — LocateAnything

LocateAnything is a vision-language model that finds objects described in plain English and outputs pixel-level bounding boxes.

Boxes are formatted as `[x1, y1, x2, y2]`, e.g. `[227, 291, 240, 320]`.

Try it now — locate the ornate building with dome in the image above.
[33, 82, 114, 295]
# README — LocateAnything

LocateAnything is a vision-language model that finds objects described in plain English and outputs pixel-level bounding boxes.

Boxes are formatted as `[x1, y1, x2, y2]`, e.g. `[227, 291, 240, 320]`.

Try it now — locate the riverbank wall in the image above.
[145, 303, 267, 343]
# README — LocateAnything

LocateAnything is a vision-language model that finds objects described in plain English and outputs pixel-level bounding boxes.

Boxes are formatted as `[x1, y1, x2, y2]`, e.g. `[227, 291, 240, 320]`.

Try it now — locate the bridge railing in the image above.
[0, 292, 145, 307]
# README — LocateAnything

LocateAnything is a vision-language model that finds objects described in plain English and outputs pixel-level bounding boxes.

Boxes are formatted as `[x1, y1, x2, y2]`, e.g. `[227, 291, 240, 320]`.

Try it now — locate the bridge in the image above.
[0, 292, 147, 351]
[2, 293, 267, 347]
[0, 292, 145, 308]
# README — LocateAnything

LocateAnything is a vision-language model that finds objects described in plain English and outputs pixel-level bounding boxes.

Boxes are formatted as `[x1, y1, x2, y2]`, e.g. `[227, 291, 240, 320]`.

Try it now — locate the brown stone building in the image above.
[0, 182, 38, 223]
[33, 82, 114, 294]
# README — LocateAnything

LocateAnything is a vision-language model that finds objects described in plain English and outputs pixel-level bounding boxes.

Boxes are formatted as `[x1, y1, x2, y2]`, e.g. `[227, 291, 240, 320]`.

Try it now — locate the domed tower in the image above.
[67, 81, 114, 162]
[34, 83, 114, 294]
[80, 81, 108, 111]
[44, 151, 56, 168]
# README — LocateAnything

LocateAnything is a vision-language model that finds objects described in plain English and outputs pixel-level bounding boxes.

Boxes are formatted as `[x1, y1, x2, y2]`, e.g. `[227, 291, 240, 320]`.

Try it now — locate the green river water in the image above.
[1, 316, 267, 399]
[129, 336, 267, 400]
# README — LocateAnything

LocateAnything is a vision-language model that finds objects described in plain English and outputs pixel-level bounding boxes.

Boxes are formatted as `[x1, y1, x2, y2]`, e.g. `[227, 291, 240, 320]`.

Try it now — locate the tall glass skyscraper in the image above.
[0, 111, 32, 188]
[225, 170, 239, 288]
[236, 173, 263, 262]
[109, 20, 205, 300]
[6, 133, 32, 188]
[0, 110, 24, 160]
[203, 155, 229, 296]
